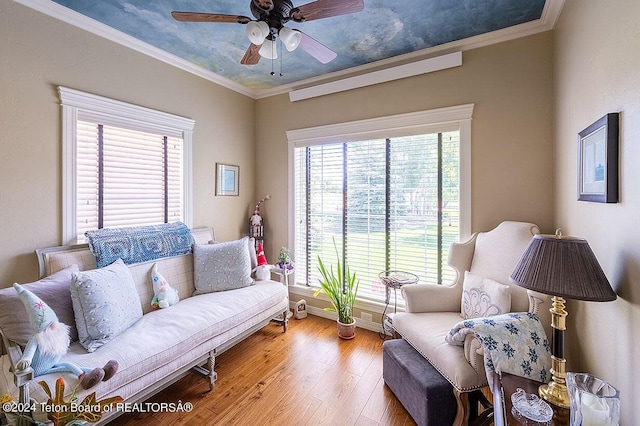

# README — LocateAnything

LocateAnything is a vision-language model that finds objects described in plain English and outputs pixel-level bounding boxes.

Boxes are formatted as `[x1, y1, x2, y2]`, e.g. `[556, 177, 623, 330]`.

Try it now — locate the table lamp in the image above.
[510, 229, 617, 408]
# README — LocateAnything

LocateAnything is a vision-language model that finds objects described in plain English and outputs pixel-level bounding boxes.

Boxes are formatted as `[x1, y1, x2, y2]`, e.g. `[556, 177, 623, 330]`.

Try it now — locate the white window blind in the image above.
[75, 121, 184, 242]
[294, 131, 460, 303]
[60, 87, 194, 245]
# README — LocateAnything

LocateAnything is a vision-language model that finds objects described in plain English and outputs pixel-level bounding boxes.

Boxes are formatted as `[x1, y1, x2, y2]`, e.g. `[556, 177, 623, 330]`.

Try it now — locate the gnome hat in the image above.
[256, 242, 268, 266]
[13, 283, 59, 332]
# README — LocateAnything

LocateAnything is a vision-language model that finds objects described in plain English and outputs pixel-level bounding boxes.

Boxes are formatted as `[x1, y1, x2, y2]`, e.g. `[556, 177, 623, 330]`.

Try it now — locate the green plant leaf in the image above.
[313, 238, 359, 324]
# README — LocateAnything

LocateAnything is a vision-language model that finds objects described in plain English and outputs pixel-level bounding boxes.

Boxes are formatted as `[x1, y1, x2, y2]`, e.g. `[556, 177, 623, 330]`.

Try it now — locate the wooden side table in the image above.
[496, 374, 569, 425]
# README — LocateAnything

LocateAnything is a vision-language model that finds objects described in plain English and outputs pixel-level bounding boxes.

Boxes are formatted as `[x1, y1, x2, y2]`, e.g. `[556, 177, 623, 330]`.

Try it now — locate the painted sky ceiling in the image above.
[50, 0, 546, 90]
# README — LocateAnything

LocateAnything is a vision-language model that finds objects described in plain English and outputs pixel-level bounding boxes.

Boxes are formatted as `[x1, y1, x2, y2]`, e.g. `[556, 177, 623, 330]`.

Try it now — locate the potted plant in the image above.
[313, 243, 359, 339]
[277, 247, 294, 271]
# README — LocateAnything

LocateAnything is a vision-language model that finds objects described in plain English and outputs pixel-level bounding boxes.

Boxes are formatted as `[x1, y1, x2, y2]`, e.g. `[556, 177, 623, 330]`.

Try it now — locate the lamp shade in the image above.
[279, 27, 301, 52]
[246, 21, 269, 45]
[258, 37, 277, 59]
[510, 233, 617, 302]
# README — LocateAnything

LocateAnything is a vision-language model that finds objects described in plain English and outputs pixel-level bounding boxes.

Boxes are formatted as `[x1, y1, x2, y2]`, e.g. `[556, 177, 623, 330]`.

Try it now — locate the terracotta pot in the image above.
[337, 319, 356, 340]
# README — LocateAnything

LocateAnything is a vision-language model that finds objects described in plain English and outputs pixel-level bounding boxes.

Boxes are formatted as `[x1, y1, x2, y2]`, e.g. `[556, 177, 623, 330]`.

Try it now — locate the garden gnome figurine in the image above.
[253, 242, 272, 281]
[13, 283, 118, 389]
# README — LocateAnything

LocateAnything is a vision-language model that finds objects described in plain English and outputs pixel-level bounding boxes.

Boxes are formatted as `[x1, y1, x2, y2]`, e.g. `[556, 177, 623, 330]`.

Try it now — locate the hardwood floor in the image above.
[114, 315, 415, 425]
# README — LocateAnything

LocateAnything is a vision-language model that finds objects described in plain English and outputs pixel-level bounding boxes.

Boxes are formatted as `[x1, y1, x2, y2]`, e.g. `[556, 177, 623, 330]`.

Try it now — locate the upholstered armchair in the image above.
[392, 221, 551, 425]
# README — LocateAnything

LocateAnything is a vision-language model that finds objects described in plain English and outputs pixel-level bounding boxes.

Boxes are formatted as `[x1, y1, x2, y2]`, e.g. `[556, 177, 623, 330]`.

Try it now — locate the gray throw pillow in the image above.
[71, 259, 143, 352]
[208, 237, 258, 270]
[0, 265, 79, 345]
[193, 237, 255, 295]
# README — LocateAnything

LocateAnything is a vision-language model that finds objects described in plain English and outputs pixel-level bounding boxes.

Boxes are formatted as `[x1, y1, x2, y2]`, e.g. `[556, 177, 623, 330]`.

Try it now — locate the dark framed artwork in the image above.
[216, 163, 239, 196]
[578, 113, 619, 203]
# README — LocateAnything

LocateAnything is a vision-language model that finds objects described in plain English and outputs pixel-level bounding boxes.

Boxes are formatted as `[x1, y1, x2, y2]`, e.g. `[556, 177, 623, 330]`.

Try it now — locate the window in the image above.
[60, 87, 194, 245]
[287, 104, 473, 304]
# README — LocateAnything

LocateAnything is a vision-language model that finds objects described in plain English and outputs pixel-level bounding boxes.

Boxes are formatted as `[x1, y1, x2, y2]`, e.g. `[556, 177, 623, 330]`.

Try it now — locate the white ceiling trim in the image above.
[13, 0, 564, 100]
[288, 51, 462, 102]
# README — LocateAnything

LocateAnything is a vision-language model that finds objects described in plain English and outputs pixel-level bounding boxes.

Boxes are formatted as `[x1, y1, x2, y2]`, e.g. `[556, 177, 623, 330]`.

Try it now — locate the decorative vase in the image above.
[337, 319, 356, 340]
[566, 372, 620, 426]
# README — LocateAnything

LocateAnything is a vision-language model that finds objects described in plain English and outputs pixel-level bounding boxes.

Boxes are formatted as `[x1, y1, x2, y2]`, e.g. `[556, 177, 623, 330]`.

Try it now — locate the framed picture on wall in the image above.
[216, 163, 239, 196]
[578, 113, 619, 203]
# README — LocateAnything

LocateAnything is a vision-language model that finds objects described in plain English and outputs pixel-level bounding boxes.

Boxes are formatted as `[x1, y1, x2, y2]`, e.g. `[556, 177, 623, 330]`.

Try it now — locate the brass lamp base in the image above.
[539, 379, 570, 408]
[539, 296, 571, 409]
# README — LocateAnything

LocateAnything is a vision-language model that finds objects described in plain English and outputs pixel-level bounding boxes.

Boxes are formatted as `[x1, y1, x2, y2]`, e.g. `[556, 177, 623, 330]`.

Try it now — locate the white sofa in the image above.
[0, 228, 290, 425]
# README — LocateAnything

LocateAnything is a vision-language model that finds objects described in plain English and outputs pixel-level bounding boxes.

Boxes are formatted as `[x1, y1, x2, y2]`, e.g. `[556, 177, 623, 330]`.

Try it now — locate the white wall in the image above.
[554, 0, 640, 423]
[0, 1, 256, 286]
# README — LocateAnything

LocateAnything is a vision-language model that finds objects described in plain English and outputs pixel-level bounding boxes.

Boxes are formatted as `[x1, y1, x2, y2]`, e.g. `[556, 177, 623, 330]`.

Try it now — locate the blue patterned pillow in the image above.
[70, 259, 143, 352]
[85, 222, 195, 268]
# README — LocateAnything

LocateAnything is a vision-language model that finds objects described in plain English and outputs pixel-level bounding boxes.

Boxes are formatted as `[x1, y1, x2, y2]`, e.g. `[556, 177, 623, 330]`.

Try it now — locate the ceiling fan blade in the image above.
[171, 11, 251, 24]
[241, 44, 262, 65]
[298, 32, 337, 64]
[291, 0, 363, 22]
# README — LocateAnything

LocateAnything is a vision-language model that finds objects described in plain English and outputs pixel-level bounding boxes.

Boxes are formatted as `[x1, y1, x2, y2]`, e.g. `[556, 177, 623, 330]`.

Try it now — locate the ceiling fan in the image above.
[171, 0, 364, 65]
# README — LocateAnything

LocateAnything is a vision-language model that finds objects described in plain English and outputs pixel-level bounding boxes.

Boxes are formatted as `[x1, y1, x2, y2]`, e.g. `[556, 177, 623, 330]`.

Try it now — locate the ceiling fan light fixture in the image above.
[279, 27, 302, 52]
[258, 38, 278, 59]
[246, 20, 269, 45]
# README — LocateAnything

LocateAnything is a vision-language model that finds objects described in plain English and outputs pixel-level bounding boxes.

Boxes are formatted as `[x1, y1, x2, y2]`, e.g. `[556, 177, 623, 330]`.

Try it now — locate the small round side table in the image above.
[378, 270, 418, 339]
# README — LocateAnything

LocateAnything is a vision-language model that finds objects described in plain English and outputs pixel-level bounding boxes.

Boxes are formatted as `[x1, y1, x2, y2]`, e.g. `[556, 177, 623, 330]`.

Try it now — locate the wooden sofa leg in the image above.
[206, 351, 217, 391]
[453, 389, 470, 426]
[282, 309, 289, 332]
[194, 350, 218, 391]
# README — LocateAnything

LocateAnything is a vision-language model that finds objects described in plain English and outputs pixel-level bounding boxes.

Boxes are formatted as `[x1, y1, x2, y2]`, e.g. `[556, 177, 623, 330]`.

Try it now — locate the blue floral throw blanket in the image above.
[85, 222, 195, 268]
[446, 312, 551, 384]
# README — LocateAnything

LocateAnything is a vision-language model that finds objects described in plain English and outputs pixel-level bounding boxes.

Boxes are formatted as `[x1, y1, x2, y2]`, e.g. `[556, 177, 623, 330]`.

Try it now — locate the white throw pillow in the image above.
[71, 259, 143, 352]
[193, 237, 255, 295]
[461, 271, 511, 319]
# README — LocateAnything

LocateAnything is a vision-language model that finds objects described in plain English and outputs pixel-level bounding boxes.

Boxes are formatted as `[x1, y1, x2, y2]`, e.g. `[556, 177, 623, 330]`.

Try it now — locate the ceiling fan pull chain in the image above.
[279, 38, 284, 77]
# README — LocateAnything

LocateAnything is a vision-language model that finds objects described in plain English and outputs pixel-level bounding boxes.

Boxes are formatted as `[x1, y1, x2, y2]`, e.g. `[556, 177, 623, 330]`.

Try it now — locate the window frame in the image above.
[59, 86, 194, 245]
[286, 104, 474, 304]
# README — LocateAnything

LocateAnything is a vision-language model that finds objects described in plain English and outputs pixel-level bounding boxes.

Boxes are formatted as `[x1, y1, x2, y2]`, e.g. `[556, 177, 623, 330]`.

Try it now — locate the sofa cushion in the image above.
[193, 237, 254, 294]
[0, 265, 79, 345]
[461, 271, 511, 319]
[208, 237, 258, 270]
[393, 311, 487, 392]
[71, 259, 143, 352]
[11, 280, 288, 408]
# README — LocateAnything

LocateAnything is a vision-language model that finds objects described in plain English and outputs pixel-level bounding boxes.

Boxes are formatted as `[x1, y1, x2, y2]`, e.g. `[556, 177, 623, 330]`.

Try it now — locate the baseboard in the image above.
[288, 301, 388, 335]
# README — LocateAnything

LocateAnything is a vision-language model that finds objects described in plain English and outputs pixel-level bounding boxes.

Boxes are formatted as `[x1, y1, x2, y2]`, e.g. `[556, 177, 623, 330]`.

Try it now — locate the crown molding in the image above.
[13, 0, 564, 100]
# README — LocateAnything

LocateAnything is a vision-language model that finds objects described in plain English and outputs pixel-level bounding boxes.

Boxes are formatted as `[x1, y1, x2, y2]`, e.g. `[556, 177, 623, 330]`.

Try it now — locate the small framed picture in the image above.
[578, 113, 619, 203]
[216, 163, 239, 196]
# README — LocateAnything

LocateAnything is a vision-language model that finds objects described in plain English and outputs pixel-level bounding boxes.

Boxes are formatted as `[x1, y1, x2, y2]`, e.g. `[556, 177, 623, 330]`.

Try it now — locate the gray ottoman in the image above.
[383, 339, 457, 426]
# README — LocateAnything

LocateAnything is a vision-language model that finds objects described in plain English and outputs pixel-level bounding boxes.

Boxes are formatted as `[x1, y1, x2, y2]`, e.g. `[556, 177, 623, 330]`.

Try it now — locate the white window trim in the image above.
[285, 103, 474, 299]
[59, 86, 194, 245]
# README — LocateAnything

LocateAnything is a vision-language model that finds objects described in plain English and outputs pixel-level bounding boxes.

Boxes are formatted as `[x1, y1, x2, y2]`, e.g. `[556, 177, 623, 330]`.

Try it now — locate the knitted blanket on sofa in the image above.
[446, 312, 551, 384]
[85, 222, 194, 268]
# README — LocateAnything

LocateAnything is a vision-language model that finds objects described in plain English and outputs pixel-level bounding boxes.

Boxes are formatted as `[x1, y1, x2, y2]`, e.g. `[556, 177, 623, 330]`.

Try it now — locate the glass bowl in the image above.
[511, 387, 553, 422]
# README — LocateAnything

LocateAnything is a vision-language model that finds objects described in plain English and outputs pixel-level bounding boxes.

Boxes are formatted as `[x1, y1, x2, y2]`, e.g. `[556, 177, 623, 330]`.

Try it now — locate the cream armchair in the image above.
[392, 221, 551, 425]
